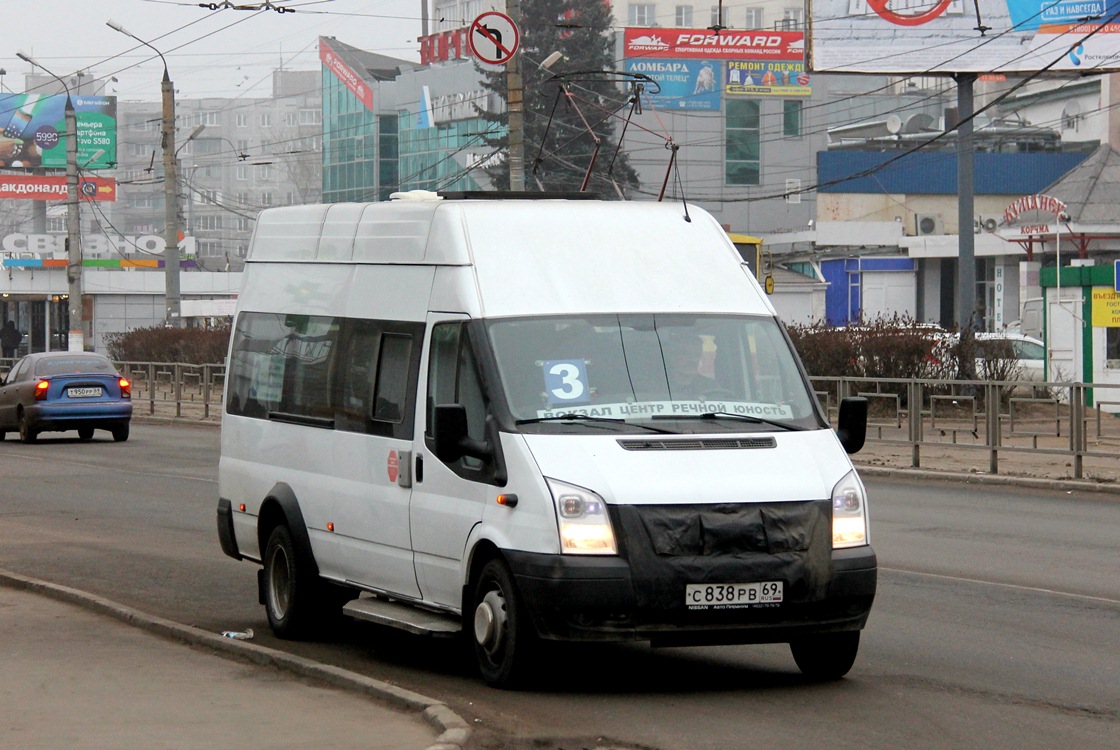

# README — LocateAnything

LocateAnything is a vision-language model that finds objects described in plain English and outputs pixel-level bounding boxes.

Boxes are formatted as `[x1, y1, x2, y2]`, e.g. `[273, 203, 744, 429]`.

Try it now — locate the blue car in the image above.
[0, 352, 132, 443]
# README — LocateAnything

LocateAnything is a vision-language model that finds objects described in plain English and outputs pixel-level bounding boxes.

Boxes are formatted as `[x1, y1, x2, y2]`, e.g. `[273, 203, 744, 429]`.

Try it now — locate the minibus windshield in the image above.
[486, 314, 821, 432]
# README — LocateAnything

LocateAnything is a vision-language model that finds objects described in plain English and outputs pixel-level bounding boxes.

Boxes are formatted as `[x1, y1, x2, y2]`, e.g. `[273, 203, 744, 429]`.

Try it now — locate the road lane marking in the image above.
[882, 566, 1120, 606]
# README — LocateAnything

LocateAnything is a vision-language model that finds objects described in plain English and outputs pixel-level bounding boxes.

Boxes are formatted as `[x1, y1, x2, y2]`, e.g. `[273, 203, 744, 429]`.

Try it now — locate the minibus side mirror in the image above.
[836, 397, 868, 455]
[432, 404, 493, 463]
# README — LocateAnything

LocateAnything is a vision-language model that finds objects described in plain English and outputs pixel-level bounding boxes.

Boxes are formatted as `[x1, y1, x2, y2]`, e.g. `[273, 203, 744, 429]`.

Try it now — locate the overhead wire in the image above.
[8, 3, 1120, 226]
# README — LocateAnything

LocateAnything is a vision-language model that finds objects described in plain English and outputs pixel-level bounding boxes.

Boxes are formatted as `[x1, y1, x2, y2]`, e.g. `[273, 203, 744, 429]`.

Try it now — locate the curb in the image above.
[855, 463, 1120, 496]
[132, 414, 221, 428]
[0, 569, 471, 750]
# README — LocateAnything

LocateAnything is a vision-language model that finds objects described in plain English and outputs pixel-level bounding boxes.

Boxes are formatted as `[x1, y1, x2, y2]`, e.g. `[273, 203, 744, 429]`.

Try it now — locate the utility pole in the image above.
[108, 20, 182, 327]
[955, 73, 979, 381]
[64, 95, 81, 349]
[506, 0, 525, 191]
[161, 67, 181, 327]
[18, 52, 84, 351]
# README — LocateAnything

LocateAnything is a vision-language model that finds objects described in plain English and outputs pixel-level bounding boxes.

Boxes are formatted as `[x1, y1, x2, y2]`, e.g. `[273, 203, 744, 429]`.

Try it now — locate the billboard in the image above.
[809, 0, 1120, 74]
[320, 38, 374, 112]
[726, 60, 812, 96]
[0, 174, 117, 201]
[624, 28, 804, 61]
[0, 94, 116, 170]
[623, 29, 808, 104]
[624, 58, 721, 109]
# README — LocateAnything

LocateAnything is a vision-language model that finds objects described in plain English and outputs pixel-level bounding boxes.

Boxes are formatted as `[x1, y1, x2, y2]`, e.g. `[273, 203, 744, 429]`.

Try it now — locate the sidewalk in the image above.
[0, 572, 469, 750]
[852, 434, 1120, 492]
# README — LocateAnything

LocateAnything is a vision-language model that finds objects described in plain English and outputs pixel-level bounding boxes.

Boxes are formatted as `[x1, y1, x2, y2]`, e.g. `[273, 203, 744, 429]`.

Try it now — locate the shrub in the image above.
[788, 318, 1038, 409]
[103, 325, 230, 364]
[788, 316, 949, 380]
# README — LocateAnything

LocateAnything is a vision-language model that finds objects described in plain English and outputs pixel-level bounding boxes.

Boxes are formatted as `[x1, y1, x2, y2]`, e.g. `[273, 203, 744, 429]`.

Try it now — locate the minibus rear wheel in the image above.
[263, 524, 317, 639]
[471, 558, 536, 688]
[789, 631, 860, 680]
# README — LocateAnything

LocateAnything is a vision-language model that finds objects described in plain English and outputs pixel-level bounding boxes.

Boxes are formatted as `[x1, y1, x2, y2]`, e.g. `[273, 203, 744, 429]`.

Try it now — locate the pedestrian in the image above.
[1, 320, 22, 359]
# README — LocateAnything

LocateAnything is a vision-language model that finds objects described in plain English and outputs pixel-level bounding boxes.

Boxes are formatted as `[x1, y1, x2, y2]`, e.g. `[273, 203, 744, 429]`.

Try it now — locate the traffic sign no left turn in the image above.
[469, 11, 519, 65]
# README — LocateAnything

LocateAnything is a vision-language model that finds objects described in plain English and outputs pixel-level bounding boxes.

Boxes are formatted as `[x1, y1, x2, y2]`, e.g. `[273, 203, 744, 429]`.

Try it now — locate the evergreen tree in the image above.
[476, 0, 639, 195]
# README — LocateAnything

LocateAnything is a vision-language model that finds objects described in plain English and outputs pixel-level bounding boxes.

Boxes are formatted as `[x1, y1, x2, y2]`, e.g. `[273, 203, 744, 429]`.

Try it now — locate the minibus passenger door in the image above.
[409, 316, 494, 609]
[324, 319, 423, 600]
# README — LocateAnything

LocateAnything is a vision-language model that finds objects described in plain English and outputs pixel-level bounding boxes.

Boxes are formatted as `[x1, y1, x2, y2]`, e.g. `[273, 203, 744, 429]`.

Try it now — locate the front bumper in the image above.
[507, 498, 876, 645]
[506, 545, 876, 645]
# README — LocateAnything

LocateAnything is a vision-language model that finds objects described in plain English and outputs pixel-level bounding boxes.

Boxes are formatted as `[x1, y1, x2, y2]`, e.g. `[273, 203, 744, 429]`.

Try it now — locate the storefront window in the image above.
[1107, 328, 1120, 366]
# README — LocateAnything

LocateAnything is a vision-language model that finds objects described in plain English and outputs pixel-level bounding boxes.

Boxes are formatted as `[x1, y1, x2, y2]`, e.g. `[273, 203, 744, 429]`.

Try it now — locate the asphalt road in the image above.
[0, 422, 1116, 749]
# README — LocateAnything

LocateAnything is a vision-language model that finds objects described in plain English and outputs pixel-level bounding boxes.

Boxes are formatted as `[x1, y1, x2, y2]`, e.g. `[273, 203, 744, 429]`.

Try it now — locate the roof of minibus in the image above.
[246, 198, 775, 316]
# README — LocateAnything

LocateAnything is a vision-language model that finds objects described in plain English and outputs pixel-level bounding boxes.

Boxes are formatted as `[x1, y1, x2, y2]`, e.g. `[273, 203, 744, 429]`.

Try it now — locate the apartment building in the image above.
[112, 69, 322, 272]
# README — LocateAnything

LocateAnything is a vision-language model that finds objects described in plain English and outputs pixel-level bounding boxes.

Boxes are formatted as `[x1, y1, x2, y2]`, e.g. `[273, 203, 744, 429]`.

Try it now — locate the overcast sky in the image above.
[4, 0, 427, 101]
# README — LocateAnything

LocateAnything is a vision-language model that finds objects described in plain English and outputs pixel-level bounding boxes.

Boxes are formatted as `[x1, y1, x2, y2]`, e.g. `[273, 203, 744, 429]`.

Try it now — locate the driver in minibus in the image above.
[663, 331, 720, 399]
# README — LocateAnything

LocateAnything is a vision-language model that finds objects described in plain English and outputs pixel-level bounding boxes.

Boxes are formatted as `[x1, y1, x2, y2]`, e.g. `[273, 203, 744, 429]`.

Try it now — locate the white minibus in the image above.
[216, 192, 876, 687]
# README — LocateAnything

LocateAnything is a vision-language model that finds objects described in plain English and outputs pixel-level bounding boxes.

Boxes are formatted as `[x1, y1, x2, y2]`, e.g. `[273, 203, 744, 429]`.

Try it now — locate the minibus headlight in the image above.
[546, 478, 617, 555]
[831, 470, 869, 548]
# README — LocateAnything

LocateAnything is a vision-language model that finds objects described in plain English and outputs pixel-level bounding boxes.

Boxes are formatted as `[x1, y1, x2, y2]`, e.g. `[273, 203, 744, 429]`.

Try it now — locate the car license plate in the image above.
[67, 387, 103, 398]
[685, 581, 783, 610]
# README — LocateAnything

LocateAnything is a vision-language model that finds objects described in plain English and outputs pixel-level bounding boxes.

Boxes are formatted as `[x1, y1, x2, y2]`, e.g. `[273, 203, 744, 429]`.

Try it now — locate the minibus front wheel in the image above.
[471, 558, 537, 688]
[789, 630, 860, 680]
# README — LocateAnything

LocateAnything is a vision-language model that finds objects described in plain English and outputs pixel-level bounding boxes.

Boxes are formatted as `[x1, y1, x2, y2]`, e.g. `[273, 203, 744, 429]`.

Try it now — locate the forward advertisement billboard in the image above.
[809, 0, 1120, 74]
[0, 94, 116, 170]
[623, 28, 810, 103]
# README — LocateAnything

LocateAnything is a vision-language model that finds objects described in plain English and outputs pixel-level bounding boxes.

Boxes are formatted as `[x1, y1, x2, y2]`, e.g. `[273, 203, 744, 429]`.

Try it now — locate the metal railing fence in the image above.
[4, 356, 1120, 480]
[812, 376, 1120, 480]
[115, 361, 226, 421]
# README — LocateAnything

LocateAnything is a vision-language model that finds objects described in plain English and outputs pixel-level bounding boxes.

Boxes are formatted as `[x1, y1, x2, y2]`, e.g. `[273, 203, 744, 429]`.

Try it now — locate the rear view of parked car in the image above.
[975, 332, 1046, 382]
[0, 352, 132, 443]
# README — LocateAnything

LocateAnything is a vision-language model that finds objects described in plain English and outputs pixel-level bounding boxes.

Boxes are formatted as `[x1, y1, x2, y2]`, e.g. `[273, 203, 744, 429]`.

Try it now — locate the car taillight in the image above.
[119, 378, 131, 398]
[34, 380, 49, 401]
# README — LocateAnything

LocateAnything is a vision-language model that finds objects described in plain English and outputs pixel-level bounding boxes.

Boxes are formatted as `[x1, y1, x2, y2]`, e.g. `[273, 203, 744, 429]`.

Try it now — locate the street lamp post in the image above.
[107, 20, 183, 327]
[16, 52, 84, 351]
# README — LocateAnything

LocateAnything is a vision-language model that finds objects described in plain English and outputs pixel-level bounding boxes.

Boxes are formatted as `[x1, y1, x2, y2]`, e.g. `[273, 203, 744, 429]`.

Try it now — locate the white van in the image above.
[216, 193, 876, 687]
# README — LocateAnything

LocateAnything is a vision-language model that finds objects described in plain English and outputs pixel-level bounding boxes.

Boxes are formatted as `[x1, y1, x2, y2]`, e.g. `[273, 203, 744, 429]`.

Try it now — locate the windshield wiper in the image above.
[653, 411, 804, 431]
[516, 413, 676, 434]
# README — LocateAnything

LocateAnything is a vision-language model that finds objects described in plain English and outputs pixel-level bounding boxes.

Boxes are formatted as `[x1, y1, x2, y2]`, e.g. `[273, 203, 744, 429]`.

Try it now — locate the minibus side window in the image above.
[315, 319, 424, 437]
[229, 312, 422, 432]
[334, 321, 380, 432]
[458, 339, 487, 469]
[226, 312, 336, 423]
[228, 312, 288, 418]
[278, 315, 337, 420]
[427, 322, 491, 475]
[426, 324, 462, 434]
[373, 333, 411, 423]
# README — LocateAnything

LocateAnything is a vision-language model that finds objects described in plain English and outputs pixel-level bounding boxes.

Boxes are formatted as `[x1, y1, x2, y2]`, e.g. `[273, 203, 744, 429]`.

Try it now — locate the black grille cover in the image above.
[613, 500, 832, 611]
